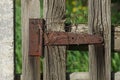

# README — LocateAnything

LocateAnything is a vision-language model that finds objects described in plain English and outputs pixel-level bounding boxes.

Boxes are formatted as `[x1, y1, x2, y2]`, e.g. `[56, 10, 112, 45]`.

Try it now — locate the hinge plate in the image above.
[29, 19, 103, 56]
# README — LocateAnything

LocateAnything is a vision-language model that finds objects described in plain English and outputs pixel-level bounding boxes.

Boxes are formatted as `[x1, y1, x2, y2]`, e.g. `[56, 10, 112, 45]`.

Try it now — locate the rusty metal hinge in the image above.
[29, 19, 103, 56]
[44, 32, 103, 46]
[29, 19, 44, 56]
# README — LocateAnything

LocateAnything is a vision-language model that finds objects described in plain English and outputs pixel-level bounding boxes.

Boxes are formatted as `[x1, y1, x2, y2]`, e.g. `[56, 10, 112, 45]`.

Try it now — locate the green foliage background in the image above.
[15, 0, 22, 73]
[15, 0, 120, 74]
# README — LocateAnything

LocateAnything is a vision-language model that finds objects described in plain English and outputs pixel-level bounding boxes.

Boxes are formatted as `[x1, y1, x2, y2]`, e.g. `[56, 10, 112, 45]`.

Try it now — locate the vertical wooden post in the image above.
[88, 0, 111, 80]
[21, 0, 41, 80]
[43, 0, 66, 80]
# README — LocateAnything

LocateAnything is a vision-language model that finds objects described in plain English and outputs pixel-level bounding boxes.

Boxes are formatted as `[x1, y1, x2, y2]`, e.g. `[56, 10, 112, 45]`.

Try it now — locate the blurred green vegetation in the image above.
[15, 0, 120, 74]
[15, 0, 22, 73]
[67, 50, 89, 72]
[66, 0, 88, 24]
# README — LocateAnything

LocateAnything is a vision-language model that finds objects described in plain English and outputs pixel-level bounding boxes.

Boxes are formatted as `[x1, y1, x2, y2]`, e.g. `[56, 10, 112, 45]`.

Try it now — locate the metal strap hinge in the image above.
[29, 19, 103, 56]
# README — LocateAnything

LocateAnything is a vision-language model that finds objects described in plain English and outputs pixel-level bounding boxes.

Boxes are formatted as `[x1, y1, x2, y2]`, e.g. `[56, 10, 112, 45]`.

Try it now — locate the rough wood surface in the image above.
[21, 0, 41, 80]
[15, 72, 120, 80]
[70, 72, 89, 80]
[43, 0, 66, 80]
[88, 0, 111, 80]
[0, 0, 14, 80]
[115, 72, 120, 80]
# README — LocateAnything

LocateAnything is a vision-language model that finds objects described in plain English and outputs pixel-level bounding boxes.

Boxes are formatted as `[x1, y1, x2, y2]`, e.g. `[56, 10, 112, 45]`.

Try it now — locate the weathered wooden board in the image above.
[21, 0, 41, 80]
[70, 72, 120, 80]
[43, 0, 66, 80]
[88, 0, 111, 80]
[15, 72, 120, 80]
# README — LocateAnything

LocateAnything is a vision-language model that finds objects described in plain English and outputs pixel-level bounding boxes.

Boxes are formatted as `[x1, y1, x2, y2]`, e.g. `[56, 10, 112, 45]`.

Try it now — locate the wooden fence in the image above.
[15, 72, 120, 80]
[21, 0, 120, 80]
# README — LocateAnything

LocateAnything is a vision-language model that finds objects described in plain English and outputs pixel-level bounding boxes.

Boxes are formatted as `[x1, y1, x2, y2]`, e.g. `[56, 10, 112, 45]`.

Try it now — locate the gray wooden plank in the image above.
[21, 0, 41, 80]
[88, 0, 111, 80]
[43, 0, 66, 80]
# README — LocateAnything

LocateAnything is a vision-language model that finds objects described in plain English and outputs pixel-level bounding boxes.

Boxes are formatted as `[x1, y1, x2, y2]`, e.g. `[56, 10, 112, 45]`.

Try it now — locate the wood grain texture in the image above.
[43, 0, 66, 80]
[21, 0, 41, 80]
[88, 0, 111, 80]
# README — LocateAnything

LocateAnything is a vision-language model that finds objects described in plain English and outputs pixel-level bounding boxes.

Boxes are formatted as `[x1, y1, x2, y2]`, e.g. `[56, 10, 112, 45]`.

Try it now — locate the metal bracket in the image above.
[44, 32, 103, 45]
[29, 19, 103, 56]
[29, 19, 44, 56]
